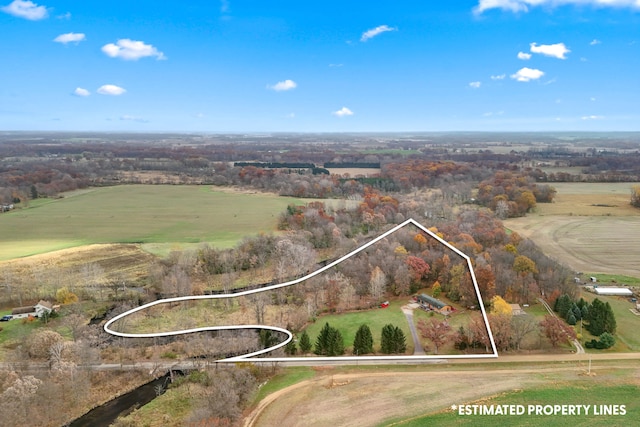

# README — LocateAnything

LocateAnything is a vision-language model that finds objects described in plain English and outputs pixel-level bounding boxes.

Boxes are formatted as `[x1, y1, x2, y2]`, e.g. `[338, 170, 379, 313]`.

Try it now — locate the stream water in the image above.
[67, 373, 172, 427]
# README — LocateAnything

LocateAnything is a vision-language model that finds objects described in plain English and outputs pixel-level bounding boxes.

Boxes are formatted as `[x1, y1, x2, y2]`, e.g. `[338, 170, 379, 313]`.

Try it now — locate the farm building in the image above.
[593, 287, 633, 296]
[11, 300, 54, 319]
[415, 294, 453, 314]
[509, 304, 525, 316]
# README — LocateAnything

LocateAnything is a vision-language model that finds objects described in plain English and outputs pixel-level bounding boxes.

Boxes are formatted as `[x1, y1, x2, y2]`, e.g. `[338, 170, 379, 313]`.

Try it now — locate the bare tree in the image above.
[510, 314, 539, 351]
[369, 266, 386, 302]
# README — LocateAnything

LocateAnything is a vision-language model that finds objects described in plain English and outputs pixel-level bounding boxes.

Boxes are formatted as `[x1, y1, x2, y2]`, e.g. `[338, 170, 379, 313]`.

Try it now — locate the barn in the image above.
[11, 300, 54, 319]
[415, 294, 453, 314]
[593, 287, 633, 296]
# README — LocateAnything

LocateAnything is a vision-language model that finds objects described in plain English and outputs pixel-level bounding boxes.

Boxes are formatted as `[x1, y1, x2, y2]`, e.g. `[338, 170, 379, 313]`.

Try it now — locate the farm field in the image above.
[326, 168, 381, 177]
[246, 360, 640, 427]
[0, 185, 303, 260]
[505, 183, 640, 277]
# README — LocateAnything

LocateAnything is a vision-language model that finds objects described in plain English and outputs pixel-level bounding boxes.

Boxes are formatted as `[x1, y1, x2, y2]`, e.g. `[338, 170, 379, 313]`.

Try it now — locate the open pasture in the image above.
[0, 185, 301, 260]
[248, 361, 640, 427]
[506, 183, 640, 277]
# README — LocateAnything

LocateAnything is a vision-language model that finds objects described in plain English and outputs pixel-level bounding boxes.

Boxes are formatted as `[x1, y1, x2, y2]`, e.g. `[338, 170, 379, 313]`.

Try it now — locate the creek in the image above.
[67, 372, 173, 427]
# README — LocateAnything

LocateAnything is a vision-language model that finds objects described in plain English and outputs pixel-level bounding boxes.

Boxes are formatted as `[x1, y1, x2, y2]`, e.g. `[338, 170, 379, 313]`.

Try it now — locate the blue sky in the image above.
[1, 0, 639, 132]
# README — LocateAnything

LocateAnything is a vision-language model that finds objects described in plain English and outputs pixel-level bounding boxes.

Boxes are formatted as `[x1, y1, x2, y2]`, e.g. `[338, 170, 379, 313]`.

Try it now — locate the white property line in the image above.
[104, 218, 498, 361]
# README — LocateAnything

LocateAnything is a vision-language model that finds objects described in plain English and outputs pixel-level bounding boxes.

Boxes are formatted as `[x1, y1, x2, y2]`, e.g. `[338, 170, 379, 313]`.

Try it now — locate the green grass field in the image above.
[0, 185, 302, 260]
[587, 274, 640, 287]
[301, 299, 414, 354]
[579, 291, 640, 352]
[390, 384, 639, 427]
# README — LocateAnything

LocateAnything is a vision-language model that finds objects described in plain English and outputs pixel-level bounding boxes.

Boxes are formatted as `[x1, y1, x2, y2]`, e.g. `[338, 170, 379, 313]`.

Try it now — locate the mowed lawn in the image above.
[0, 185, 301, 260]
[301, 299, 415, 354]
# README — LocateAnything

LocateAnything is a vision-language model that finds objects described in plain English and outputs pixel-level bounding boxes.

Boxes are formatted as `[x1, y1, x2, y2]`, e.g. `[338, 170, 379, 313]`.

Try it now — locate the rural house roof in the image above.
[12, 306, 35, 315]
[36, 300, 53, 310]
[417, 294, 448, 309]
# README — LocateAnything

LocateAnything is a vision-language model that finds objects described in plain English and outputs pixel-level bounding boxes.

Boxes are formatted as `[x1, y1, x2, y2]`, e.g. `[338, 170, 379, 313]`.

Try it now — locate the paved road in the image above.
[401, 305, 425, 355]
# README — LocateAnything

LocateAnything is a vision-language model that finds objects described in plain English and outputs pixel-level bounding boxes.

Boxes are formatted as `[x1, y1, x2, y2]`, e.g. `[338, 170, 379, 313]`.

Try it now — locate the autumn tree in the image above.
[405, 256, 430, 283]
[56, 286, 78, 305]
[540, 315, 576, 347]
[488, 313, 512, 352]
[432, 281, 442, 298]
[631, 185, 640, 208]
[490, 295, 512, 315]
[469, 314, 492, 352]
[417, 317, 451, 355]
[353, 324, 374, 355]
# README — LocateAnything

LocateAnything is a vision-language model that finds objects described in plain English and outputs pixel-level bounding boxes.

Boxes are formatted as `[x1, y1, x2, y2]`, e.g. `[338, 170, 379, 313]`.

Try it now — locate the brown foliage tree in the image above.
[417, 317, 452, 354]
[540, 315, 577, 347]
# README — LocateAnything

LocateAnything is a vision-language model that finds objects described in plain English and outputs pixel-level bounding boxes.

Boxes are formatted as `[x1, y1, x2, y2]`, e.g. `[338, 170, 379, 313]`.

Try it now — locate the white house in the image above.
[11, 300, 54, 319]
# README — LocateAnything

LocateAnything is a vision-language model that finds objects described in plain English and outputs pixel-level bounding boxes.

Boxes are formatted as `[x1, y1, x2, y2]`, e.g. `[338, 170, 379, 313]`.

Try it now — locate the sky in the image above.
[1, 0, 639, 132]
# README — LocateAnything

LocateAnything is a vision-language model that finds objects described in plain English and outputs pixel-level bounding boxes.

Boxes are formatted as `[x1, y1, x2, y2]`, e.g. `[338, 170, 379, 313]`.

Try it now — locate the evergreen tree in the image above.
[285, 339, 297, 355]
[380, 324, 406, 354]
[586, 298, 616, 335]
[603, 302, 617, 334]
[299, 331, 312, 354]
[586, 299, 605, 336]
[393, 326, 407, 353]
[380, 324, 396, 354]
[353, 324, 374, 355]
[315, 323, 332, 355]
[327, 328, 345, 356]
[555, 294, 572, 318]
[572, 304, 582, 321]
[567, 313, 577, 326]
[314, 323, 344, 356]
[598, 332, 616, 349]
[581, 304, 589, 320]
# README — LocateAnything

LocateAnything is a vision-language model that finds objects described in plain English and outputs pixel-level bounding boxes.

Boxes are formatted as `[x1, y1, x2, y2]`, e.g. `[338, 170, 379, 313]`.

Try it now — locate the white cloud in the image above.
[97, 84, 126, 95]
[491, 74, 506, 80]
[530, 42, 570, 59]
[510, 67, 544, 82]
[329, 63, 344, 68]
[1, 0, 48, 20]
[590, 39, 601, 45]
[220, 0, 229, 13]
[581, 115, 604, 120]
[469, 81, 482, 88]
[285, 113, 295, 119]
[56, 11, 71, 19]
[360, 25, 397, 42]
[333, 107, 354, 117]
[120, 115, 148, 123]
[517, 51, 532, 60]
[73, 87, 90, 97]
[53, 32, 86, 44]
[268, 79, 297, 91]
[474, 0, 640, 14]
[102, 39, 166, 61]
